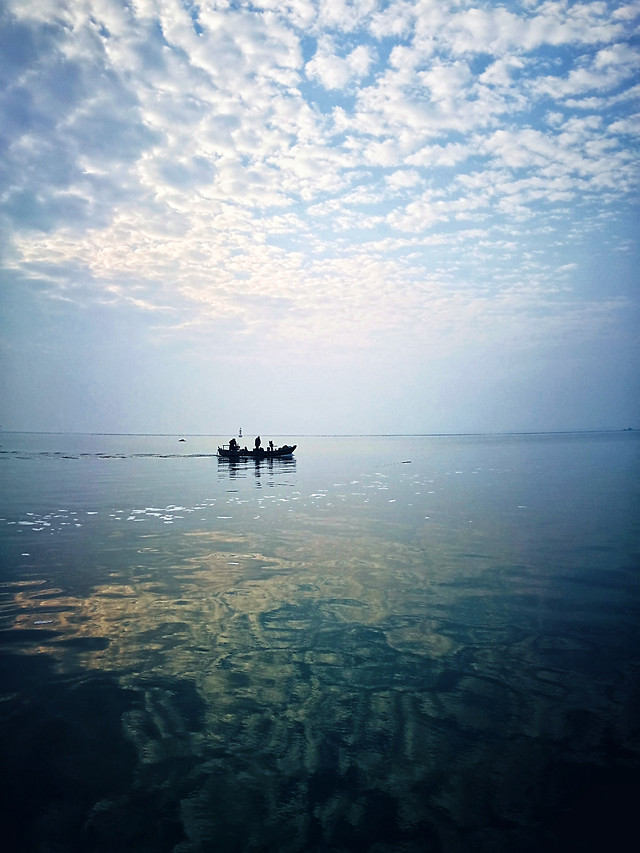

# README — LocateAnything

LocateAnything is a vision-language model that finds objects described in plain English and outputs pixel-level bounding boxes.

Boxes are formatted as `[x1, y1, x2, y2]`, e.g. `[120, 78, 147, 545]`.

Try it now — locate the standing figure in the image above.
[254, 435, 261, 449]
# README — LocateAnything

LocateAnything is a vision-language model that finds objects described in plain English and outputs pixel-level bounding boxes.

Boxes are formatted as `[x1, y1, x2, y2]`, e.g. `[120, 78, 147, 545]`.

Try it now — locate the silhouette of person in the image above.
[229, 438, 238, 451]
[255, 436, 261, 449]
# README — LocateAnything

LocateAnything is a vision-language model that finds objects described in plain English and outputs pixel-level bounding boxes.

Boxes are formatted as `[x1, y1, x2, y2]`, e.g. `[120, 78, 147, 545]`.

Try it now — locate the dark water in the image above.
[1, 432, 639, 852]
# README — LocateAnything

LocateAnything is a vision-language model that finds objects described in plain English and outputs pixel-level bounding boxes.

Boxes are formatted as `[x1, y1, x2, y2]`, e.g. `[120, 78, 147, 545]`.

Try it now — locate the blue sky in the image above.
[1, 0, 638, 434]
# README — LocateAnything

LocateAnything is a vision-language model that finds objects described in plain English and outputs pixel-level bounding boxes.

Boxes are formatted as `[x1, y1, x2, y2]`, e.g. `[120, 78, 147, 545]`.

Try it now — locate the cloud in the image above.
[305, 39, 375, 89]
[608, 112, 640, 135]
[386, 169, 422, 191]
[533, 47, 640, 99]
[1, 0, 638, 432]
[317, 0, 378, 33]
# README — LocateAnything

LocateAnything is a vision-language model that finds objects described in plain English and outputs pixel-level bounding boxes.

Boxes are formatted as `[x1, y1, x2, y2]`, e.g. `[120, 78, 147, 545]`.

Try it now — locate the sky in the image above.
[0, 0, 638, 435]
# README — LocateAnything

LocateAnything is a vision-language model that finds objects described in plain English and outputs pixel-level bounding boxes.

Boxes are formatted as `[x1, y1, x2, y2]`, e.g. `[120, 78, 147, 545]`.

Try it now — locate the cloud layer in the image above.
[1, 0, 638, 431]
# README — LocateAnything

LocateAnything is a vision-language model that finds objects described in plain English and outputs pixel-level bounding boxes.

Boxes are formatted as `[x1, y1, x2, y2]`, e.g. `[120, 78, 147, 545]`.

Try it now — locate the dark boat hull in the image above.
[217, 444, 297, 460]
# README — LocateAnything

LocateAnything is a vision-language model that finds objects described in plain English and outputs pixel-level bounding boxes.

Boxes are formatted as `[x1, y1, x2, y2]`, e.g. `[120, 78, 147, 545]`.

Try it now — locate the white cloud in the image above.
[1, 0, 638, 431]
[534, 43, 640, 99]
[305, 39, 375, 89]
[406, 142, 472, 168]
[418, 61, 472, 104]
[369, 1, 415, 39]
[386, 169, 422, 190]
[608, 113, 640, 135]
[612, 3, 640, 20]
[316, 0, 378, 32]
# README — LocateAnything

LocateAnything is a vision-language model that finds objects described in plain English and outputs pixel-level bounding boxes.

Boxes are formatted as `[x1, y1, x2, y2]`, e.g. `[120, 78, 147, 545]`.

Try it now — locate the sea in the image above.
[1, 431, 639, 853]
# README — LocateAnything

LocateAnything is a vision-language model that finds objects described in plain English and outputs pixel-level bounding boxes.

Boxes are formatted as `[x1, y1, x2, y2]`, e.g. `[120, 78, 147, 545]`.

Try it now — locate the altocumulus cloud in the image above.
[0, 0, 638, 433]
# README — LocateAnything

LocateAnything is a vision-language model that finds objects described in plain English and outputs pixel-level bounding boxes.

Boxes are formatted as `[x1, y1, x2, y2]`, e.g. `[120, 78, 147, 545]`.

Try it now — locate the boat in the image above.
[217, 443, 297, 460]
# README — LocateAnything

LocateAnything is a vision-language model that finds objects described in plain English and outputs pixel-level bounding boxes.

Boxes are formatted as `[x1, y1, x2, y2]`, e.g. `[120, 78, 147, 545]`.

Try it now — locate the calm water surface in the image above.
[1, 432, 639, 852]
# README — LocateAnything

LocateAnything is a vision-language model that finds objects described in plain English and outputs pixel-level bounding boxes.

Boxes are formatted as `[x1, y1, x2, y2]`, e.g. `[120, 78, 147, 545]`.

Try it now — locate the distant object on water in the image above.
[218, 437, 296, 459]
[179, 438, 186, 442]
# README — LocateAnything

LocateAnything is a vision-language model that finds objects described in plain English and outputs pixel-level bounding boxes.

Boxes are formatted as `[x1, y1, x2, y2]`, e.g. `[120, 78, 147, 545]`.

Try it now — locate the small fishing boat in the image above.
[217, 443, 297, 460]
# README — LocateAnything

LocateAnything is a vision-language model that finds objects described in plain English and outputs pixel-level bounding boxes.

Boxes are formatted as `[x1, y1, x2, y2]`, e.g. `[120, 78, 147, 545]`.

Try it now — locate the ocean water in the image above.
[1, 431, 639, 853]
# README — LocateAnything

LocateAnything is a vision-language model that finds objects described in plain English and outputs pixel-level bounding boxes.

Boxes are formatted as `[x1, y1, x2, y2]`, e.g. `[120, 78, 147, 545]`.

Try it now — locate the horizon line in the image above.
[1, 428, 636, 438]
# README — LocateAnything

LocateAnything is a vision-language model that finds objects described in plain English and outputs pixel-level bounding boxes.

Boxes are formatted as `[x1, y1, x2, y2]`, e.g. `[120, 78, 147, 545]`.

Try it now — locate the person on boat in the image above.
[269, 440, 274, 451]
[254, 436, 261, 449]
[229, 438, 238, 451]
